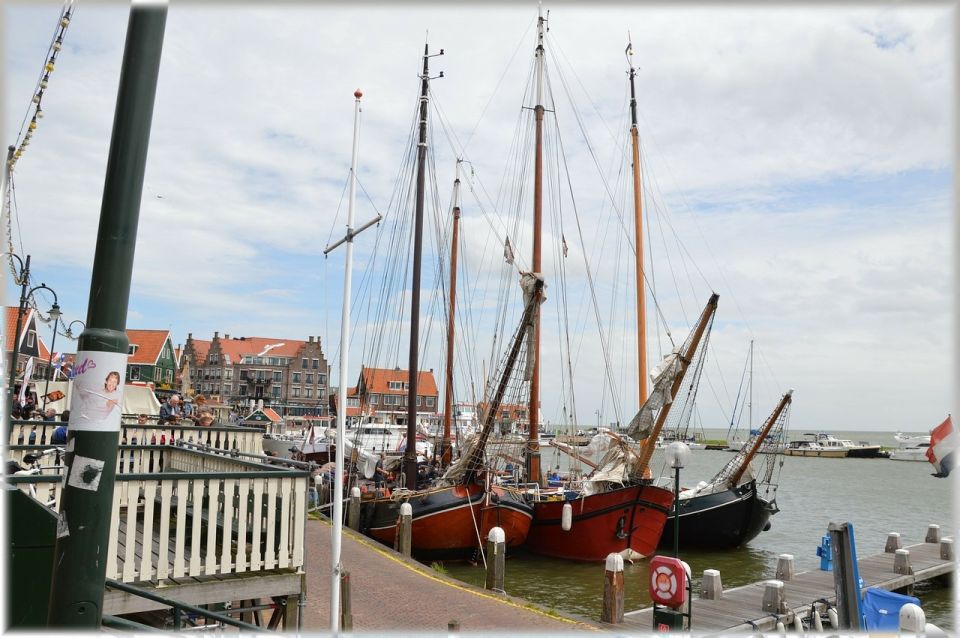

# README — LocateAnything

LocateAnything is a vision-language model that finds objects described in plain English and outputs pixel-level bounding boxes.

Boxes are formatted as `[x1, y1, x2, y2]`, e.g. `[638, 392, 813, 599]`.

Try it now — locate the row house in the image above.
[181, 332, 330, 418]
[125, 329, 178, 395]
[477, 401, 530, 434]
[4, 306, 55, 385]
[330, 366, 439, 427]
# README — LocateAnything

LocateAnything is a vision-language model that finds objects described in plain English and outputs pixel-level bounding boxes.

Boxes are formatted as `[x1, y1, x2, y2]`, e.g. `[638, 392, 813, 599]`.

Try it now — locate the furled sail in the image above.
[626, 352, 681, 440]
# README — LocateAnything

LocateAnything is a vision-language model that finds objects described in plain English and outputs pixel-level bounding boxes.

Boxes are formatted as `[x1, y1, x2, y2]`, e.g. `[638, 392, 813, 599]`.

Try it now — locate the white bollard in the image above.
[700, 569, 723, 600]
[347, 486, 362, 531]
[561, 502, 573, 531]
[601, 553, 624, 624]
[775, 554, 795, 581]
[900, 602, 926, 633]
[926, 523, 942, 543]
[396, 502, 413, 556]
[761, 580, 786, 613]
[885, 532, 902, 553]
[894, 548, 912, 575]
[485, 527, 506, 592]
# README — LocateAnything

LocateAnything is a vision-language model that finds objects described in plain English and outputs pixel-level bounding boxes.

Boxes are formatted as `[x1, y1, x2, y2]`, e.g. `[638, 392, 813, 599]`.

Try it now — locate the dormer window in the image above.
[26, 330, 35, 348]
[128, 344, 139, 355]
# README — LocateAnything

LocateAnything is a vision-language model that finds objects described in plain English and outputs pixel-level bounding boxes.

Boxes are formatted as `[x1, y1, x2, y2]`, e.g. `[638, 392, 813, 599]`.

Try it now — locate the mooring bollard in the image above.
[761, 579, 786, 613]
[396, 502, 412, 556]
[900, 602, 926, 633]
[600, 553, 624, 624]
[894, 548, 912, 575]
[940, 537, 954, 560]
[700, 569, 722, 599]
[775, 554, 795, 581]
[485, 527, 506, 592]
[885, 532, 902, 553]
[340, 570, 353, 631]
[926, 524, 942, 543]
[347, 486, 362, 531]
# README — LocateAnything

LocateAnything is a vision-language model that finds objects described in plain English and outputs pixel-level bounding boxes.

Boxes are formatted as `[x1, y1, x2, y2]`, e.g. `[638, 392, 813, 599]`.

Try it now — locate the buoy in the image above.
[561, 502, 572, 531]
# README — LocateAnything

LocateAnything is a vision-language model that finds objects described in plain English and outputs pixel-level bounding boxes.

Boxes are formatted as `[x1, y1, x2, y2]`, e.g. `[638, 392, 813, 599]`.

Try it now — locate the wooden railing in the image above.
[6, 445, 308, 584]
[8, 420, 265, 455]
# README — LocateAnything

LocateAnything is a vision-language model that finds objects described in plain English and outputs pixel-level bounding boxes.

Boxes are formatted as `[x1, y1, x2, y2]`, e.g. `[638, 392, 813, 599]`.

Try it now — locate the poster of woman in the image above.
[67, 351, 128, 432]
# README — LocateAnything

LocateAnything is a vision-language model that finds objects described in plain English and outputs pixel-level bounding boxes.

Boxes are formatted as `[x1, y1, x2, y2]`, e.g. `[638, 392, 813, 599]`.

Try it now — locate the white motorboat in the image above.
[890, 432, 931, 462]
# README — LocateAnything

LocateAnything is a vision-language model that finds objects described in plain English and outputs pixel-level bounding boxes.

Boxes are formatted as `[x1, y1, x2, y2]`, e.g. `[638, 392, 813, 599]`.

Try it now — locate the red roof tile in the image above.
[126, 329, 171, 365]
[262, 407, 282, 422]
[190, 339, 211, 363]
[216, 337, 312, 362]
[361, 367, 438, 396]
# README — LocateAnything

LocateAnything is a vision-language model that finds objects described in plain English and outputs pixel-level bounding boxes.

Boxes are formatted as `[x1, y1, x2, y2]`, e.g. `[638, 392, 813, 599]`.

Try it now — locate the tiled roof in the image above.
[4, 306, 35, 353]
[190, 339, 211, 363]
[262, 407, 283, 422]
[126, 329, 171, 365]
[216, 337, 311, 361]
[361, 367, 438, 396]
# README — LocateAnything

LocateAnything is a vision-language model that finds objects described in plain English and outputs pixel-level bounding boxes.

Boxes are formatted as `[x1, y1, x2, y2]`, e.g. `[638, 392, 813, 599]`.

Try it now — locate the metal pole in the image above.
[6, 253, 29, 422]
[331, 88, 362, 636]
[47, 2, 166, 627]
[673, 465, 680, 558]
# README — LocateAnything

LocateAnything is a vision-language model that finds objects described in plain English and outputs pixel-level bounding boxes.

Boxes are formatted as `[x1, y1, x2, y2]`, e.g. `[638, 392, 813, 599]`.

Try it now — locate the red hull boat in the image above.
[525, 483, 674, 561]
[362, 482, 533, 560]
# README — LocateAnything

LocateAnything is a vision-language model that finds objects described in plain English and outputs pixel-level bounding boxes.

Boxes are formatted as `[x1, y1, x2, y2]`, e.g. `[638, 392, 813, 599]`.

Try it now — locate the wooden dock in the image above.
[622, 537, 954, 633]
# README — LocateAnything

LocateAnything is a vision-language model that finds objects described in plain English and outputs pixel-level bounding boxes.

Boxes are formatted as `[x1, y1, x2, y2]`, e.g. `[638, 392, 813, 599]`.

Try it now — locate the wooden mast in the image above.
[526, 6, 547, 487]
[634, 293, 718, 476]
[729, 389, 793, 486]
[441, 162, 462, 467]
[627, 41, 648, 406]
[404, 43, 436, 489]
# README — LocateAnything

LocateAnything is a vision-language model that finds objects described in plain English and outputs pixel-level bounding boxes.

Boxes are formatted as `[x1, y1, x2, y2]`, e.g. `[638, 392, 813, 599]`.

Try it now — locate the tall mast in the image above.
[748, 339, 754, 431]
[330, 88, 362, 634]
[405, 43, 441, 489]
[441, 161, 462, 466]
[627, 40, 648, 407]
[729, 389, 793, 486]
[526, 5, 546, 487]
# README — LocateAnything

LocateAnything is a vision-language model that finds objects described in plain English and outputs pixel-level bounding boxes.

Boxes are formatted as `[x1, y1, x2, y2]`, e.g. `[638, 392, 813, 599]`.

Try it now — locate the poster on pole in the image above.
[68, 351, 128, 432]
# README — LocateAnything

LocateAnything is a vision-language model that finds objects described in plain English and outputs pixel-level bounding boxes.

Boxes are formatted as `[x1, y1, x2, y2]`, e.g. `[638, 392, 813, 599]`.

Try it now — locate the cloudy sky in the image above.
[2, 2, 954, 433]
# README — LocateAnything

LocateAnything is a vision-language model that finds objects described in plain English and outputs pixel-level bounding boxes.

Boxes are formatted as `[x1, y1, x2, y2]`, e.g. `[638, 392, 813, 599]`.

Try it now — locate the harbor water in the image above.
[441, 430, 955, 629]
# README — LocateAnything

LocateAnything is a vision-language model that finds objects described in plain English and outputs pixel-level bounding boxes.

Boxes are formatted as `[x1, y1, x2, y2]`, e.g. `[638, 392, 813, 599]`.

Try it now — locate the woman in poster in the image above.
[78, 371, 122, 422]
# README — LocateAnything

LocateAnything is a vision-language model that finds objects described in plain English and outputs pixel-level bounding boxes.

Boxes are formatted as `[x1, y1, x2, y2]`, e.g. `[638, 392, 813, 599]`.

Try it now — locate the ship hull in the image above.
[659, 480, 774, 549]
[360, 482, 533, 560]
[524, 483, 674, 561]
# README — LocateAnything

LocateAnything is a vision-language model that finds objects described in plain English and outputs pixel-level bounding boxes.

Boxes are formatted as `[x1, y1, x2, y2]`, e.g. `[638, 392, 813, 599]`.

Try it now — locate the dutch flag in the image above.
[926, 415, 956, 478]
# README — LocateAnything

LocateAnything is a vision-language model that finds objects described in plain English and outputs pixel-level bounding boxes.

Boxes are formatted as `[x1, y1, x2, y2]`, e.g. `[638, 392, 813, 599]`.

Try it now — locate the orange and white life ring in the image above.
[651, 564, 678, 601]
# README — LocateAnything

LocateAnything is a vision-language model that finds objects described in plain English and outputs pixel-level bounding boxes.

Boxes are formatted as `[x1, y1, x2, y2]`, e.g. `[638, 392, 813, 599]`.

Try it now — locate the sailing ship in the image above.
[357, 46, 533, 559]
[660, 390, 793, 548]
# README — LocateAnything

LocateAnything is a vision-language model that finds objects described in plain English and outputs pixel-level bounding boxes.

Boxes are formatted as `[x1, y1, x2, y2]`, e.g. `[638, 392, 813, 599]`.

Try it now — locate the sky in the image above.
[1, 1, 954, 433]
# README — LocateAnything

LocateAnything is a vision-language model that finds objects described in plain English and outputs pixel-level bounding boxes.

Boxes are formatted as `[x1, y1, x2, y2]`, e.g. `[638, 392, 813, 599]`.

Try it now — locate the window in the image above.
[27, 330, 35, 348]
[369, 394, 379, 404]
[305, 388, 313, 398]
[416, 396, 422, 407]
[347, 397, 360, 407]
[388, 381, 403, 391]
[306, 373, 313, 384]
[426, 396, 435, 408]
[224, 368, 232, 380]
[273, 371, 282, 382]
[166, 369, 173, 383]
[256, 371, 265, 382]
[301, 358, 308, 369]
[318, 373, 327, 386]
[209, 353, 219, 364]
[312, 358, 319, 369]
[293, 372, 301, 383]
[239, 385, 247, 396]
[383, 395, 399, 406]
[292, 387, 300, 398]
[128, 344, 139, 355]
[253, 356, 263, 365]
[272, 387, 281, 398]
[223, 383, 232, 394]
[129, 367, 141, 381]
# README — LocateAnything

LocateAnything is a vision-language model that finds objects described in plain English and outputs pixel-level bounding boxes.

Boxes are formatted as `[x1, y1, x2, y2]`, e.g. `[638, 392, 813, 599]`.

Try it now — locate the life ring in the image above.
[651, 564, 679, 601]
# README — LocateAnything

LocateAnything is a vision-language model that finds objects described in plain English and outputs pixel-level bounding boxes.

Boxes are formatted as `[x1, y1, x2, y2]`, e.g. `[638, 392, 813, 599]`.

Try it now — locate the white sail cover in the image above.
[521, 272, 545, 381]
[626, 352, 681, 440]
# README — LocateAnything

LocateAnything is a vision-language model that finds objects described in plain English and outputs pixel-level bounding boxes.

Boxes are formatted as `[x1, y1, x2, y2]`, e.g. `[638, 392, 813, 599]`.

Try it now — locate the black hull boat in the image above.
[659, 479, 775, 549]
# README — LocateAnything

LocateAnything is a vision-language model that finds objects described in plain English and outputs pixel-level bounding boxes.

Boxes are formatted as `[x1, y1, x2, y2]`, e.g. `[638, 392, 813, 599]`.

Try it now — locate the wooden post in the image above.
[775, 554, 795, 581]
[926, 524, 942, 543]
[885, 532, 902, 553]
[761, 580, 786, 613]
[282, 594, 298, 630]
[396, 502, 412, 556]
[600, 553, 624, 624]
[347, 486, 361, 531]
[700, 569, 723, 599]
[340, 570, 353, 631]
[940, 538, 954, 560]
[893, 548, 912, 575]
[484, 527, 505, 592]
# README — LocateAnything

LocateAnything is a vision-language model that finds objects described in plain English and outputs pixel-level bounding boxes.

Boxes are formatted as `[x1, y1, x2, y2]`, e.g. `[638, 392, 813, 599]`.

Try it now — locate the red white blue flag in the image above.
[926, 415, 956, 478]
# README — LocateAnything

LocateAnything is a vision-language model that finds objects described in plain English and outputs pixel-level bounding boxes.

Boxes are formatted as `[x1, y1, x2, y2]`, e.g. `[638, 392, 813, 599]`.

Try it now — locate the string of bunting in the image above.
[7, 0, 76, 172]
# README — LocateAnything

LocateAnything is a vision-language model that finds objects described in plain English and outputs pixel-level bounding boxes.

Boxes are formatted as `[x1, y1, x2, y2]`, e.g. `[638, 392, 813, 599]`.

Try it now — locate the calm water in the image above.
[441, 430, 956, 629]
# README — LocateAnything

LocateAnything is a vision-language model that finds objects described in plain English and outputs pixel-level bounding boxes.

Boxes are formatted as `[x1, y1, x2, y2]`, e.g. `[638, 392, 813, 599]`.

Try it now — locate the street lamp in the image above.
[26, 283, 61, 412]
[3, 252, 30, 420]
[665, 441, 691, 558]
[65, 319, 85, 340]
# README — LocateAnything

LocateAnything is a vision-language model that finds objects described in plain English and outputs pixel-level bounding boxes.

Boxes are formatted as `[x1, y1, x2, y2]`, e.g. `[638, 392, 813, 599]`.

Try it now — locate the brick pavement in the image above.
[301, 518, 603, 633]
